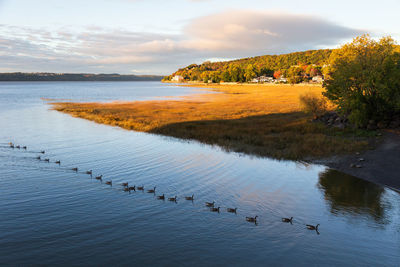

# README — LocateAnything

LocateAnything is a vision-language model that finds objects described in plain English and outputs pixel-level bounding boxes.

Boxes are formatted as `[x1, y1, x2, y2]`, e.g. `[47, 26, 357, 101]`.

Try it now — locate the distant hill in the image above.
[0, 73, 163, 81]
[164, 49, 333, 83]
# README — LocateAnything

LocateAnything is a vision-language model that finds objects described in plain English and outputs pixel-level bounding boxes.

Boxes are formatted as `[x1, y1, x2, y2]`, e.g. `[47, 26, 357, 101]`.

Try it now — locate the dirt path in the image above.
[320, 131, 400, 191]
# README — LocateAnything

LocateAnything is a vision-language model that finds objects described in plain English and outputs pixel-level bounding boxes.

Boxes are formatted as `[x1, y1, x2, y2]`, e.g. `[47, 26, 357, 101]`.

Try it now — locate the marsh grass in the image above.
[52, 83, 371, 160]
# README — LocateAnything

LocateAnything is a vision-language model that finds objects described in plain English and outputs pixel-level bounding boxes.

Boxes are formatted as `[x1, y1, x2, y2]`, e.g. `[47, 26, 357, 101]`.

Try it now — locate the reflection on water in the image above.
[318, 169, 387, 223]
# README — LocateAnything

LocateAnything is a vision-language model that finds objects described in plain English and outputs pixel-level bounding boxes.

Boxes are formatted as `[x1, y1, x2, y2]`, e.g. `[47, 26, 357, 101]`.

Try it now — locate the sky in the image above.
[0, 0, 399, 75]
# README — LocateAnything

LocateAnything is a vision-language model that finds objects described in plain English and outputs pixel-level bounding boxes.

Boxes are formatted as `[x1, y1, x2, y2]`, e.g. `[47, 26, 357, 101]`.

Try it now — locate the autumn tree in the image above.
[244, 64, 257, 81]
[287, 66, 303, 84]
[323, 35, 400, 128]
[273, 70, 282, 79]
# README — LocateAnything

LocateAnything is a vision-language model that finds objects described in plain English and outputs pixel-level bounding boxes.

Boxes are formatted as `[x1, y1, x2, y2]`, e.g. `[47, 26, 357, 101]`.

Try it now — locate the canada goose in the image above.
[168, 196, 177, 202]
[128, 186, 136, 192]
[147, 187, 156, 193]
[157, 194, 165, 200]
[105, 181, 112, 186]
[16, 145, 20, 149]
[246, 216, 258, 222]
[95, 175, 103, 180]
[10, 144, 14, 148]
[44, 158, 50, 162]
[40, 151, 45, 154]
[205, 201, 215, 207]
[306, 224, 319, 231]
[210, 207, 220, 212]
[227, 208, 237, 213]
[55, 160, 61, 164]
[282, 217, 293, 223]
[137, 185, 144, 191]
[72, 167, 78, 172]
[121, 182, 128, 187]
[36, 156, 41, 160]
[86, 170, 92, 175]
[123, 187, 130, 192]
[185, 194, 194, 201]
[23, 146, 27, 150]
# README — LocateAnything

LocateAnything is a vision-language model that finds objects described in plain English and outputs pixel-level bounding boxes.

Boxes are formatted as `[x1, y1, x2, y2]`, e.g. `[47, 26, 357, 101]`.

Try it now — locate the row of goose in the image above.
[8, 141, 320, 233]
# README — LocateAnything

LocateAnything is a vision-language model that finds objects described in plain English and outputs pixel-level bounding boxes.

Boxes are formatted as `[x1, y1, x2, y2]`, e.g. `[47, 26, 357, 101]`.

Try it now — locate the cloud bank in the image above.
[0, 10, 363, 74]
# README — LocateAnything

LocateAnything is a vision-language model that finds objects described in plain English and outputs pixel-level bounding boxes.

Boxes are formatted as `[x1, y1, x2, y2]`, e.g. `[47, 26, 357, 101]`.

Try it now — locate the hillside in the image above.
[163, 49, 333, 83]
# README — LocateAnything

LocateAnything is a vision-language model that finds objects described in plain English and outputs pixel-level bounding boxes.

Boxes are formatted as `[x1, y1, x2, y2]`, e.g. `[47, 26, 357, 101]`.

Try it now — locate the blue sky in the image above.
[0, 0, 399, 74]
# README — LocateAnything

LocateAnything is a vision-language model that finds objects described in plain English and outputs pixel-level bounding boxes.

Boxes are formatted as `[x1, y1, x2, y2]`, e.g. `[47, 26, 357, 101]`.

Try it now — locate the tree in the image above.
[323, 35, 400, 128]
[273, 70, 282, 79]
[244, 64, 257, 81]
[229, 65, 241, 82]
[221, 69, 231, 82]
[287, 66, 303, 84]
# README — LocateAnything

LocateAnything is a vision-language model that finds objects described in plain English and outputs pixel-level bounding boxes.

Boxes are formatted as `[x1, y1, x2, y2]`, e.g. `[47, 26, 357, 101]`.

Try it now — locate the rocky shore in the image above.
[313, 111, 400, 130]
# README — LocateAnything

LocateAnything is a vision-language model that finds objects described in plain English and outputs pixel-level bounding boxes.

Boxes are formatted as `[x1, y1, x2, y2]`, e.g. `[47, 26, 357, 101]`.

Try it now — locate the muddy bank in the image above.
[316, 131, 400, 191]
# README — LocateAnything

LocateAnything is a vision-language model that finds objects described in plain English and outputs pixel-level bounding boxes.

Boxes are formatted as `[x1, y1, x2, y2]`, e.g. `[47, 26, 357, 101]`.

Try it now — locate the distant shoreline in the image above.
[0, 80, 162, 82]
[0, 72, 163, 82]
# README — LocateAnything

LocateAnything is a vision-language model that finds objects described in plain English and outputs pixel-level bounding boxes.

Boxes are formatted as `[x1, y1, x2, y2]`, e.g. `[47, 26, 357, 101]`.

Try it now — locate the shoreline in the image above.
[50, 82, 399, 190]
[315, 131, 400, 192]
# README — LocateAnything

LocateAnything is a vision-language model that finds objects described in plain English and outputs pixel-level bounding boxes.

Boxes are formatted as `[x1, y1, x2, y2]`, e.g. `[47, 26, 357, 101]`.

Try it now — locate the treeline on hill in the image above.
[163, 49, 333, 83]
[0, 73, 163, 81]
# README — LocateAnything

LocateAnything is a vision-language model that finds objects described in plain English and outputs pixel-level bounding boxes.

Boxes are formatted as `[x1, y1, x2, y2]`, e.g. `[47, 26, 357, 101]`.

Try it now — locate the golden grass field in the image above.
[52, 83, 371, 160]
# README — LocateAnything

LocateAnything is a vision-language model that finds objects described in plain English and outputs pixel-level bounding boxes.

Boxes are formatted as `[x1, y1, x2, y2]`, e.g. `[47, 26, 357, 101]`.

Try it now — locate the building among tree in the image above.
[171, 75, 184, 82]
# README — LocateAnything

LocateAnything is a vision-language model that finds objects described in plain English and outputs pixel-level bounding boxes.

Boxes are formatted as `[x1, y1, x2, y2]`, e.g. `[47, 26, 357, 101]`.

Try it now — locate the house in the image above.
[259, 76, 274, 83]
[312, 75, 324, 83]
[276, 77, 288, 83]
[171, 75, 184, 82]
[251, 76, 274, 83]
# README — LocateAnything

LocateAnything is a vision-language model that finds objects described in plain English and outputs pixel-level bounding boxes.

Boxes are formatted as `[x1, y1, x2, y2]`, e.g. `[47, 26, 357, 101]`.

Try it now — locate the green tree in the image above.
[323, 35, 400, 128]
[244, 64, 257, 82]
[229, 65, 241, 82]
[287, 66, 303, 84]
[221, 69, 231, 82]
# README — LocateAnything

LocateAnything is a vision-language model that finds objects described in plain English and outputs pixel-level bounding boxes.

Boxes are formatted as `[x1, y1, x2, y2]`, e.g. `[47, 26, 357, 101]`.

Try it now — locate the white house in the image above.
[312, 75, 324, 83]
[276, 77, 288, 83]
[251, 76, 274, 83]
[172, 75, 184, 82]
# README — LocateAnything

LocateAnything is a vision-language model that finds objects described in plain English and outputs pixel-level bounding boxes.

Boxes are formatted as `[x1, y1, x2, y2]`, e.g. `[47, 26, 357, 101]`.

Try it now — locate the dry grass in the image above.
[52, 83, 371, 160]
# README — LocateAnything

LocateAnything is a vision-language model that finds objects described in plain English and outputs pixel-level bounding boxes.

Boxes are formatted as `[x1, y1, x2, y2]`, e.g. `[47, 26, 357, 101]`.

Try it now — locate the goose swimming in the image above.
[210, 207, 220, 212]
[282, 217, 293, 223]
[168, 196, 177, 202]
[205, 201, 215, 207]
[185, 194, 194, 201]
[306, 224, 319, 231]
[147, 187, 156, 193]
[246, 216, 258, 223]
[227, 208, 237, 213]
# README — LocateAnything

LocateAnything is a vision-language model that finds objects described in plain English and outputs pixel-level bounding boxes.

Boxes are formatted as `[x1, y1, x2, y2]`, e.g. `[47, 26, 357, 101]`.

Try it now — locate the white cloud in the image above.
[0, 10, 364, 74]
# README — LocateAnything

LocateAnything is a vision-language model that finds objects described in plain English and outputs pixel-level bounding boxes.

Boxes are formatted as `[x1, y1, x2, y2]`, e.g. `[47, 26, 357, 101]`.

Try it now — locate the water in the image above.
[0, 81, 399, 266]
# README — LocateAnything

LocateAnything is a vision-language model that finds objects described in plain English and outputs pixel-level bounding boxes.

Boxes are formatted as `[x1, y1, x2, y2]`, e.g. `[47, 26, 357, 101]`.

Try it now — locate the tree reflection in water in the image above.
[318, 169, 389, 223]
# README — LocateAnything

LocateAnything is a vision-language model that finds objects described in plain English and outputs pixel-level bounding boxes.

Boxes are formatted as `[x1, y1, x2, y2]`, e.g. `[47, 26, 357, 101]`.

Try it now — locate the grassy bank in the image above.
[52, 83, 371, 160]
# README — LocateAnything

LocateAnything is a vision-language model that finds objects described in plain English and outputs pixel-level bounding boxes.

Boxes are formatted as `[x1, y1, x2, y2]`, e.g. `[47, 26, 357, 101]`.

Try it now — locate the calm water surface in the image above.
[0, 82, 399, 266]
